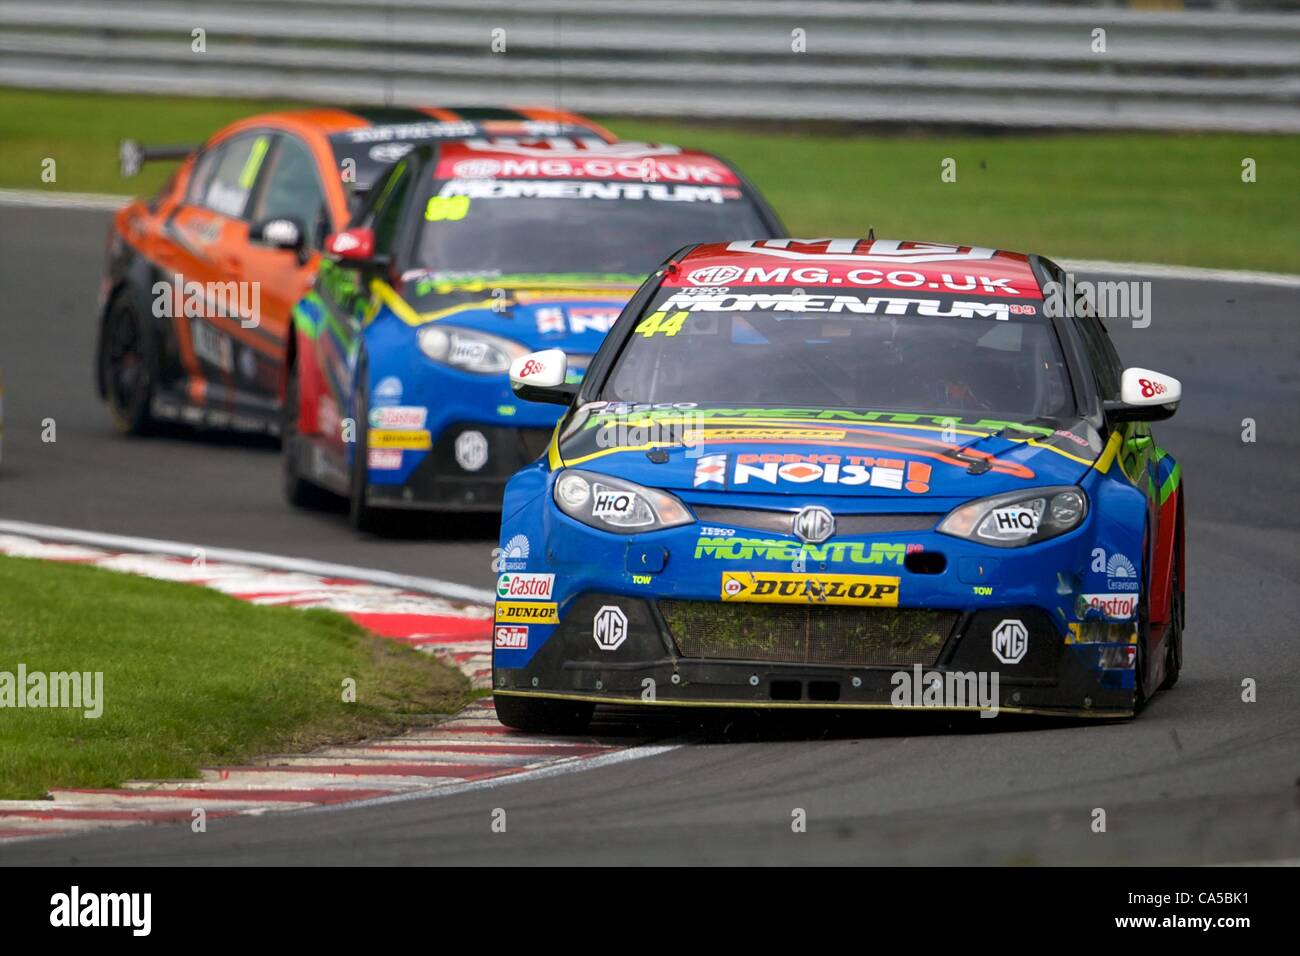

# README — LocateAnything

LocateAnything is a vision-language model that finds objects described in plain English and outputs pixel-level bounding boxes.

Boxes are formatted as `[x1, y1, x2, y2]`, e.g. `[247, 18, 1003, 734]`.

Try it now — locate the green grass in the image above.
[1, 88, 1297, 271]
[0, 555, 471, 800]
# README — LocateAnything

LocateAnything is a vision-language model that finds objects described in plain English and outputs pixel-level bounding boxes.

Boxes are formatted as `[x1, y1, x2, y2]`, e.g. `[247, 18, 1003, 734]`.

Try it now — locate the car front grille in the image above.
[659, 600, 957, 668]
[690, 506, 941, 535]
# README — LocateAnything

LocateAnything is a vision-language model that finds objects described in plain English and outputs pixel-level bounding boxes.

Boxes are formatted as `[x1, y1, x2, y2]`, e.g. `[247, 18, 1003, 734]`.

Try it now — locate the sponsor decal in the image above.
[368, 405, 427, 429]
[720, 572, 900, 607]
[568, 307, 619, 334]
[496, 572, 555, 600]
[687, 264, 745, 286]
[436, 148, 739, 185]
[190, 319, 234, 372]
[592, 605, 629, 651]
[990, 505, 1040, 535]
[536, 306, 566, 334]
[495, 601, 559, 624]
[369, 429, 432, 450]
[454, 430, 489, 472]
[581, 406, 1058, 438]
[515, 356, 549, 379]
[991, 619, 1028, 665]
[441, 179, 738, 204]
[699, 525, 735, 537]
[1080, 593, 1137, 620]
[367, 448, 403, 470]
[1054, 428, 1091, 448]
[702, 427, 847, 443]
[1138, 377, 1168, 398]
[345, 121, 478, 144]
[369, 142, 415, 163]
[659, 290, 1031, 318]
[693, 453, 727, 487]
[1106, 552, 1139, 592]
[494, 625, 529, 649]
[591, 489, 638, 519]
[493, 533, 531, 572]
[732, 453, 932, 495]
[724, 238, 999, 265]
[696, 536, 907, 566]
[237, 346, 258, 382]
[372, 376, 403, 404]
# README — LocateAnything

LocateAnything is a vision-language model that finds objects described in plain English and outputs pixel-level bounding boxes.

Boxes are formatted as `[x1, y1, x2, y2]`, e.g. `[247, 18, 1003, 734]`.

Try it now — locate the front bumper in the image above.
[494, 592, 1137, 717]
[366, 423, 552, 511]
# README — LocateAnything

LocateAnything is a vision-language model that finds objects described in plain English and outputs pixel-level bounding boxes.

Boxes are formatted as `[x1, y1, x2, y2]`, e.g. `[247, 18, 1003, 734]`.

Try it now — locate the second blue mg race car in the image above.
[492, 238, 1186, 732]
[283, 137, 784, 529]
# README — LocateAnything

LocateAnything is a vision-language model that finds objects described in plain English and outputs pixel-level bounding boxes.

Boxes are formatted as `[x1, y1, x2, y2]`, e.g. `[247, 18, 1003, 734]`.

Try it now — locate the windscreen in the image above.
[598, 286, 1074, 420]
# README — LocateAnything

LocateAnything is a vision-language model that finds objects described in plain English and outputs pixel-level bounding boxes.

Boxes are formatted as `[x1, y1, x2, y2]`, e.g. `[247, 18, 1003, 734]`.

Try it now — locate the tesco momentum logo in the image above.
[497, 572, 555, 600]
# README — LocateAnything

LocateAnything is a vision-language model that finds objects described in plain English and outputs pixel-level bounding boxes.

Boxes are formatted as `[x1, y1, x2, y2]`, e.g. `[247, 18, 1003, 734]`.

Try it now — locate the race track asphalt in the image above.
[1, 206, 1297, 865]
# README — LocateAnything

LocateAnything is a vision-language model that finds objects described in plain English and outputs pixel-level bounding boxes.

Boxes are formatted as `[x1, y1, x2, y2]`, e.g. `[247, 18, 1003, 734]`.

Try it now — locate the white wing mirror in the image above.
[1107, 367, 1182, 421]
[509, 349, 576, 405]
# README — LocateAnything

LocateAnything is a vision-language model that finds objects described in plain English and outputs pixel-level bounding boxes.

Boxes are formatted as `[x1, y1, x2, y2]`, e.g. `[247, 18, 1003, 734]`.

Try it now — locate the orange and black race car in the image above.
[95, 106, 616, 435]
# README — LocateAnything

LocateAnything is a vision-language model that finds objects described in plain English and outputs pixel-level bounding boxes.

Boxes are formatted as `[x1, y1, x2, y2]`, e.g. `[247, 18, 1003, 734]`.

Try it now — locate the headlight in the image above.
[937, 486, 1087, 548]
[553, 469, 693, 534]
[417, 324, 528, 374]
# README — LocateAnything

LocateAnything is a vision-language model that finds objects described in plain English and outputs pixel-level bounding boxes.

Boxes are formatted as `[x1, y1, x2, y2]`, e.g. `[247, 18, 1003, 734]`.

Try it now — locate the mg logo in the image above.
[792, 505, 835, 545]
[686, 264, 743, 286]
[593, 605, 629, 651]
[992, 619, 1029, 665]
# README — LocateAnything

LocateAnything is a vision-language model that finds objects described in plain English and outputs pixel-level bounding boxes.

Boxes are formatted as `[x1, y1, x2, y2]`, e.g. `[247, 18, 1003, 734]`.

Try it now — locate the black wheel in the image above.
[281, 360, 332, 509]
[494, 694, 594, 735]
[1160, 536, 1184, 690]
[100, 293, 155, 435]
[348, 358, 381, 533]
[1133, 540, 1152, 714]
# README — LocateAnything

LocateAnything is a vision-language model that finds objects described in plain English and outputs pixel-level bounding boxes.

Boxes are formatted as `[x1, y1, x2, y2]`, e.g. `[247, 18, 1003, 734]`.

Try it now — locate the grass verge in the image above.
[0, 554, 472, 800]
[0, 88, 1297, 271]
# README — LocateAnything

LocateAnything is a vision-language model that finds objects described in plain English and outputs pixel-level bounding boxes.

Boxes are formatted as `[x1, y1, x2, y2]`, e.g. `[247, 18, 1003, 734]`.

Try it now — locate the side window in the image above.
[251, 136, 329, 248]
[369, 160, 413, 254]
[185, 148, 221, 205]
[1072, 315, 1121, 400]
[198, 133, 272, 220]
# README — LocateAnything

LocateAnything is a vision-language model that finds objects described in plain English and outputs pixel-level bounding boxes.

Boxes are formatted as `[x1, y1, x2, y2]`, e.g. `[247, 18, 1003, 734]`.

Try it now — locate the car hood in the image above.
[557, 403, 1104, 501]
[396, 272, 640, 354]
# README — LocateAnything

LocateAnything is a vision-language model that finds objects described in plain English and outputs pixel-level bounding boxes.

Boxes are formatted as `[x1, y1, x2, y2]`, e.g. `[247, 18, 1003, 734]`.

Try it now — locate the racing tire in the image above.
[100, 292, 155, 436]
[281, 359, 333, 510]
[493, 694, 594, 735]
[1160, 534, 1184, 690]
[348, 357, 382, 534]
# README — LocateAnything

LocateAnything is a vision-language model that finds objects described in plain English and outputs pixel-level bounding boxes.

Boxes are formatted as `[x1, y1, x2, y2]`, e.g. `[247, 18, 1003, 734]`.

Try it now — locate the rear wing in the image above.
[119, 139, 197, 178]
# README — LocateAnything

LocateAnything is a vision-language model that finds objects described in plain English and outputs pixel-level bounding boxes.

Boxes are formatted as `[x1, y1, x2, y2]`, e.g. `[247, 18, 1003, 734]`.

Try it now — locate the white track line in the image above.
[0, 187, 129, 210]
[0, 187, 1297, 288]
[1058, 257, 1300, 289]
[0, 519, 495, 605]
[295, 743, 683, 816]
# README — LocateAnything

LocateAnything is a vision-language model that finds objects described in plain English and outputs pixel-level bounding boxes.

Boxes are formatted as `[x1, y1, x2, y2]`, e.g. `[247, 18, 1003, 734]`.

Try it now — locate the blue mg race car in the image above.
[283, 138, 783, 528]
[492, 238, 1186, 732]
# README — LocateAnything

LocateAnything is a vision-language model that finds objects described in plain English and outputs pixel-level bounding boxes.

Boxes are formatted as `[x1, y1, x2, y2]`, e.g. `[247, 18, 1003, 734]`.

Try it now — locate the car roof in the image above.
[223, 105, 617, 143]
[431, 140, 743, 186]
[668, 239, 1044, 299]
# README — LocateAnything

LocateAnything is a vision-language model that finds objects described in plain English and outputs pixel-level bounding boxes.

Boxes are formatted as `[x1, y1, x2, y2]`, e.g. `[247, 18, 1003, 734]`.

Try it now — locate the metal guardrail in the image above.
[1, 0, 1297, 130]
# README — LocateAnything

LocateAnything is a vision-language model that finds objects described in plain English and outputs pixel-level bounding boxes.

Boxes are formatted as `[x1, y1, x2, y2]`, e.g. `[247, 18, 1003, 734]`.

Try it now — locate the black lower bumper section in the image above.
[367, 423, 550, 512]
[494, 594, 1135, 717]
